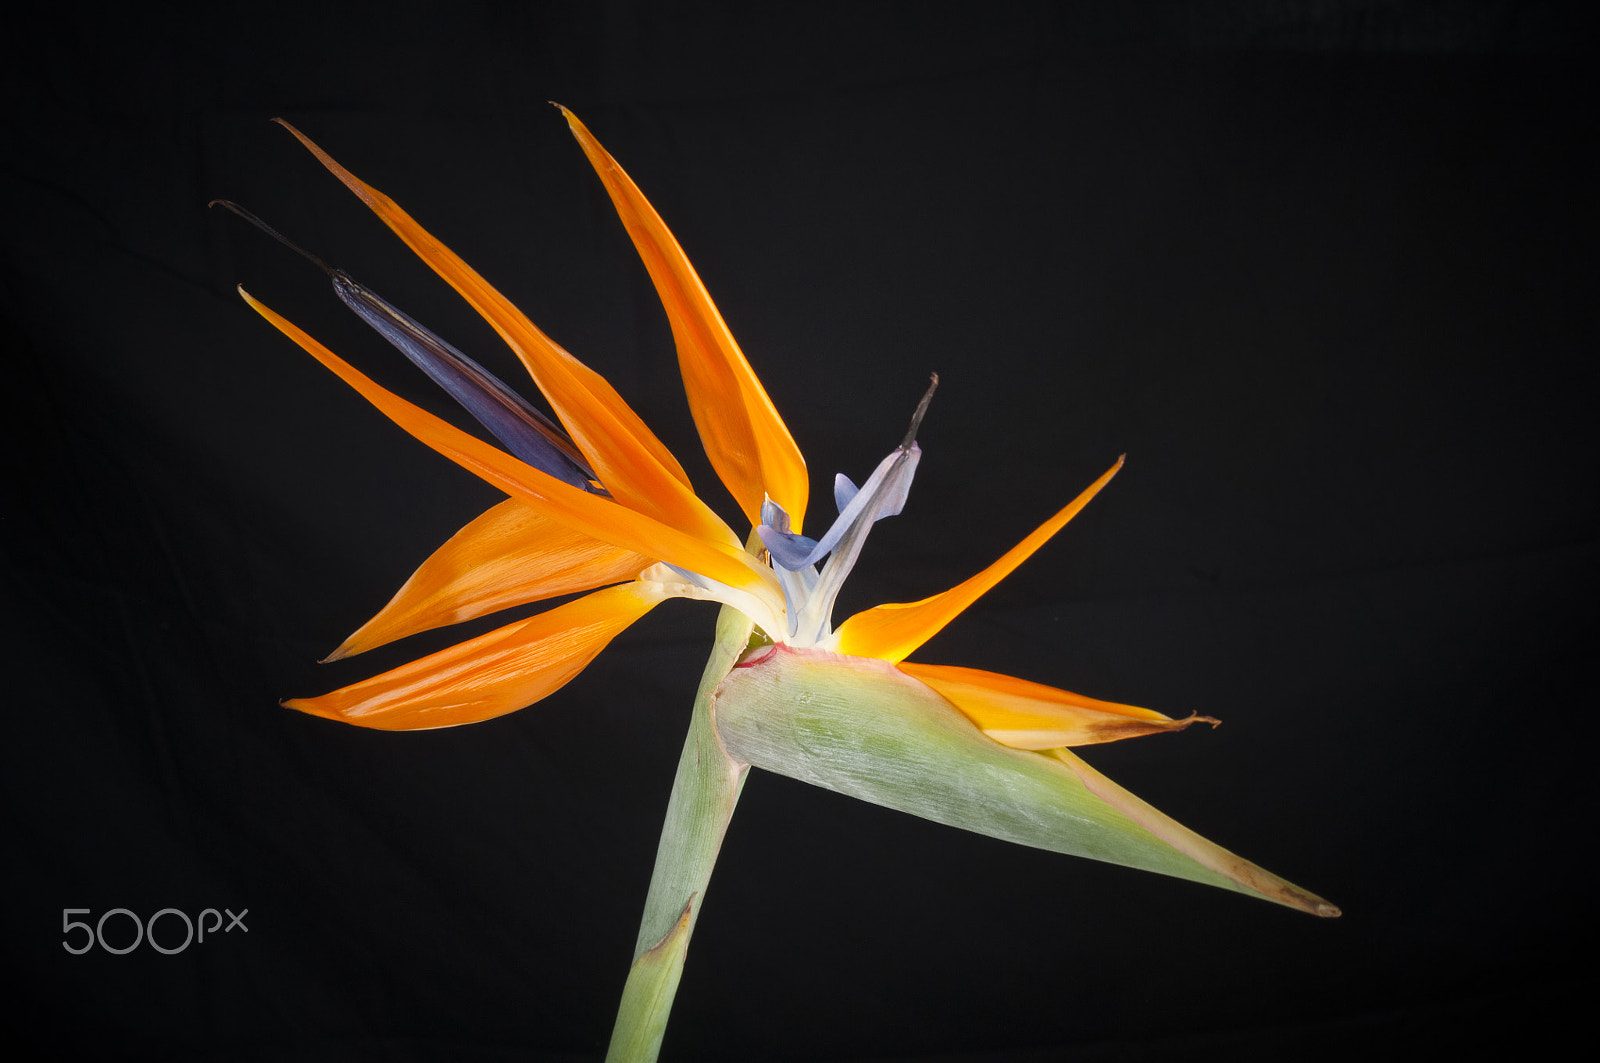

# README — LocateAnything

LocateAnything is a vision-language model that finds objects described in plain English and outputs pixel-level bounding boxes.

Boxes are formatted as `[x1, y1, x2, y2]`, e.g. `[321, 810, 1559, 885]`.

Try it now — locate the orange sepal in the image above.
[272, 119, 737, 550]
[286, 581, 666, 730]
[834, 457, 1124, 663]
[558, 105, 809, 531]
[240, 288, 781, 609]
[327, 498, 650, 660]
[899, 662, 1216, 749]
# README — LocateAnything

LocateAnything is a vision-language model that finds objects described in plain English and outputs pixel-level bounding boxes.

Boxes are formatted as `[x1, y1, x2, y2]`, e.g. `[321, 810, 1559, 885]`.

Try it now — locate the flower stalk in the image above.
[606, 601, 753, 1063]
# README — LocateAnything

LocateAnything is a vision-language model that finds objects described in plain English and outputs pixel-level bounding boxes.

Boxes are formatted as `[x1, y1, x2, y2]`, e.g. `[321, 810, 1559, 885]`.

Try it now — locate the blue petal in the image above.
[759, 498, 821, 571]
[757, 525, 822, 570]
[834, 474, 859, 513]
[786, 442, 921, 642]
[759, 498, 788, 531]
[766, 445, 919, 572]
[332, 273, 599, 492]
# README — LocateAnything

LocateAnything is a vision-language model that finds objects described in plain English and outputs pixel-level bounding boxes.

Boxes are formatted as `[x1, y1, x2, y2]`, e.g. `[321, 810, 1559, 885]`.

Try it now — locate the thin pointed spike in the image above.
[209, 199, 337, 275]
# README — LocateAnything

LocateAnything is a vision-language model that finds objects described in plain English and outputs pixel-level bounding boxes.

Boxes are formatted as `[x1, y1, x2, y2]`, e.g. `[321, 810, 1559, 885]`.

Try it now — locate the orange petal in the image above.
[834, 458, 1124, 663]
[558, 106, 809, 531]
[899, 662, 1215, 749]
[328, 498, 650, 660]
[241, 288, 781, 609]
[272, 119, 737, 550]
[286, 582, 666, 730]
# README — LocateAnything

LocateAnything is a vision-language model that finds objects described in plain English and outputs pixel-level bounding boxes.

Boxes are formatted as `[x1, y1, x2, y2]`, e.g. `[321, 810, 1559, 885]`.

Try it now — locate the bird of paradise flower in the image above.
[223, 107, 1337, 1063]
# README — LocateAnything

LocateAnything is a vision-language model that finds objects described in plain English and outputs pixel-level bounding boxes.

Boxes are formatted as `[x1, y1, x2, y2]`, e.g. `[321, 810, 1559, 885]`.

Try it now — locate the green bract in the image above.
[714, 644, 1337, 915]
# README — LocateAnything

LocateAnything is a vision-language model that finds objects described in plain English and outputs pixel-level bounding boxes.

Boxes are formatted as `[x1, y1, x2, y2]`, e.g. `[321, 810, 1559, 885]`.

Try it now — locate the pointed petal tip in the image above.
[272, 118, 381, 210]
[1267, 884, 1342, 919]
[1046, 747, 1340, 917]
[1249, 882, 1341, 918]
[554, 104, 588, 138]
[835, 455, 1129, 664]
[281, 695, 320, 716]
[282, 695, 358, 727]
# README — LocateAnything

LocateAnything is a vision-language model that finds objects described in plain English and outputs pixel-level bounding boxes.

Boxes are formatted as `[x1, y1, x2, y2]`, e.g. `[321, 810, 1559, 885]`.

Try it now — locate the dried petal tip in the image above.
[902, 373, 938, 449]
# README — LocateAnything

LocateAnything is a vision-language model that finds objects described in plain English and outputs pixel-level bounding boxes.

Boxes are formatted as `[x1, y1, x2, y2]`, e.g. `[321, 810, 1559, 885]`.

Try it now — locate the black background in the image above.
[4, 3, 1595, 1060]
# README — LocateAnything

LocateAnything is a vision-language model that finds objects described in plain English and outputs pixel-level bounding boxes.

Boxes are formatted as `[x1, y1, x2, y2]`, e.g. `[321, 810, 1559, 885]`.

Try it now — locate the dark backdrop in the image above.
[4, 3, 1595, 1060]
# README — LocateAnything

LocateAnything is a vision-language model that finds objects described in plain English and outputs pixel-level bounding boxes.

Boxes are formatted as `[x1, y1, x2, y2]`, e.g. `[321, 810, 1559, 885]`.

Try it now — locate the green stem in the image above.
[604, 603, 754, 1063]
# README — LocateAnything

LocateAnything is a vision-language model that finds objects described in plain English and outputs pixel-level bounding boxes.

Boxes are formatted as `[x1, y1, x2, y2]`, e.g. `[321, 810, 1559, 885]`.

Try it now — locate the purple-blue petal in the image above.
[332, 274, 599, 492]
